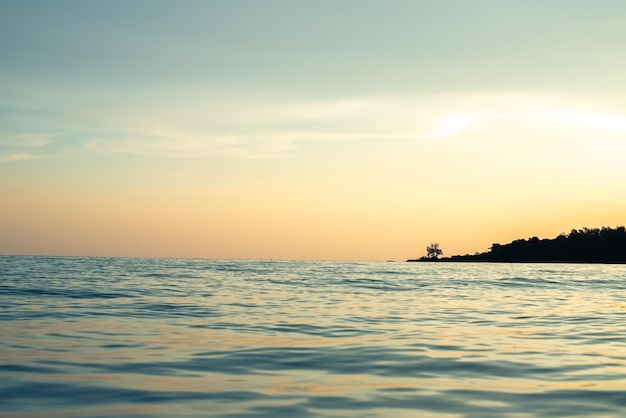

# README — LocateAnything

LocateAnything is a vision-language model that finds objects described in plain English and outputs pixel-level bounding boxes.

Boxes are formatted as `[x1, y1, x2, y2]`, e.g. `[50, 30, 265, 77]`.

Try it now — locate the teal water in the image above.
[1, 256, 625, 417]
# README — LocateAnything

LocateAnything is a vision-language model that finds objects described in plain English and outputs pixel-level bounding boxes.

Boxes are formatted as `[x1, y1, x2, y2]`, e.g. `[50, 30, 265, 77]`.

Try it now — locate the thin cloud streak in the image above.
[412, 109, 626, 141]
[4, 92, 626, 161]
[0, 134, 51, 163]
[0, 134, 51, 147]
[84, 108, 626, 160]
[535, 111, 626, 132]
[0, 152, 35, 163]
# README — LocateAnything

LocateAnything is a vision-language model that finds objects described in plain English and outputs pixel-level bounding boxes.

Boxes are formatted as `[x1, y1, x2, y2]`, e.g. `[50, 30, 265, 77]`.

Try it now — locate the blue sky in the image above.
[2, 1, 626, 159]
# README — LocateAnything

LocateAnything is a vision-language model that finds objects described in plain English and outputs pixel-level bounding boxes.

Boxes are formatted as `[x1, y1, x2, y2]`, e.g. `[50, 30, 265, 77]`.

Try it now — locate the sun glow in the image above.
[418, 113, 475, 139]
[413, 107, 626, 141]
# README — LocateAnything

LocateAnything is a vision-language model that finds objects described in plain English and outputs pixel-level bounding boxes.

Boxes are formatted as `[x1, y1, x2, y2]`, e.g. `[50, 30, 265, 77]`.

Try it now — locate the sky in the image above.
[1, 0, 626, 261]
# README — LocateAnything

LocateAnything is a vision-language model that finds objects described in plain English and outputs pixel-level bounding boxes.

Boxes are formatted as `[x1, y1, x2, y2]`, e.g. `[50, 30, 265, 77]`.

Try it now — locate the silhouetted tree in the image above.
[426, 243, 443, 259]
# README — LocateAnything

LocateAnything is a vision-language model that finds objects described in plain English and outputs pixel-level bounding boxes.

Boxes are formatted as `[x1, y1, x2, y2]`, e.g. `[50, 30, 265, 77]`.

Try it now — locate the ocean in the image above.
[1, 256, 625, 417]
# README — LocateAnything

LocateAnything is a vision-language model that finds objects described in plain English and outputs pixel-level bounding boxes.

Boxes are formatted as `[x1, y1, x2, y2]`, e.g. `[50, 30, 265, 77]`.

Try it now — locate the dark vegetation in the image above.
[425, 243, 443, 259]
[408, 226, 626, 263]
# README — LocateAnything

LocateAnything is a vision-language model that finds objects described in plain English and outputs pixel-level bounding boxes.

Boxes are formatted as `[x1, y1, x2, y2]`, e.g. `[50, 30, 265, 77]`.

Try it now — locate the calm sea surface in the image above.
[1, 256, 625, 417]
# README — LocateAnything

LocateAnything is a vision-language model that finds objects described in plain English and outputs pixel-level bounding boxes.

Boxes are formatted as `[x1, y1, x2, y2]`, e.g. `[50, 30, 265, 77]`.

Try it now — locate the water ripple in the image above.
[1, 256, 625, 417]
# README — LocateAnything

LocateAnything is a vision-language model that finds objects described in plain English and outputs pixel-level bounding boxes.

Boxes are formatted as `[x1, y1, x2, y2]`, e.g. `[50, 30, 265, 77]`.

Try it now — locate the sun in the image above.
[419, 113, 474, 139]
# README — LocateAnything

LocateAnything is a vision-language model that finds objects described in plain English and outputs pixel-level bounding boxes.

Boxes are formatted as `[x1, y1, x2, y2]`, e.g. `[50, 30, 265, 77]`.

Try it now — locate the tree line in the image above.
[409, 226, 626, 263]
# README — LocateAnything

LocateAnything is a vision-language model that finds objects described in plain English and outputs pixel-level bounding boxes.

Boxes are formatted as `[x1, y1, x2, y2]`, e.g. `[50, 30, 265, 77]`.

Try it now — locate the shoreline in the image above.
[407, 259, 626, 264]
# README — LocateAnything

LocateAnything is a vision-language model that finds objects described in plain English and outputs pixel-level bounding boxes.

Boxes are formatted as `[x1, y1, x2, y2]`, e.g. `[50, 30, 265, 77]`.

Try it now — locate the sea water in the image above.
[1, 256, 625, 417]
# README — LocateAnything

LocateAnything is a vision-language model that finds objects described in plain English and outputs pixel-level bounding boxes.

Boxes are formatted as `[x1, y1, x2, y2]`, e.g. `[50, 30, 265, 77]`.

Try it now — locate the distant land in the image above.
[408, 226, 626, 264]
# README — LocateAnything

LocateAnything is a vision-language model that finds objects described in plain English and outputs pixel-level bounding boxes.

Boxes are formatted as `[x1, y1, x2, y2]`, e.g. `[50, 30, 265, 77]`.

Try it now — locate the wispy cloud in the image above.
[535, 111, 626, 132]
[3, 88, 626, 161]
[418, 109, 626, 140]
[85, 130, 298, 159]
[81, 104, 626, 159]
[0, 134, 51, 163]
[0, 133, 52, 147]
[0, 152, 35, 163]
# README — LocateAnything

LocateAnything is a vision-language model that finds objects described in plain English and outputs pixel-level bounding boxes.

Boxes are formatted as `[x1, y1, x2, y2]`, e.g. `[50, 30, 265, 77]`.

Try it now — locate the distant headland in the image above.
[408, 226, 626, 263]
